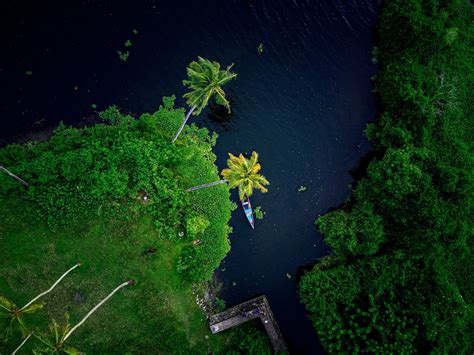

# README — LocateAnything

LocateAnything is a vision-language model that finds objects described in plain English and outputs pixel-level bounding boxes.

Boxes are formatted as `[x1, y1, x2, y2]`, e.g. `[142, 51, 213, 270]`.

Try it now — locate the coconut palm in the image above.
[186, 151, 269, 200]
[0, 297, 42, 339]
[12, 332, 33, 355]
[34, 280, 135, 354]
[33, 316, 80, 355]
[172, 57, 237, 143]
[0, 263, 80, 340]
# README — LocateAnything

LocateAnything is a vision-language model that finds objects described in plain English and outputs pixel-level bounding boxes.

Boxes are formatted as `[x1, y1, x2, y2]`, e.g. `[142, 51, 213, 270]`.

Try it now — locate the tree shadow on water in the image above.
[205, 100, 235, 132]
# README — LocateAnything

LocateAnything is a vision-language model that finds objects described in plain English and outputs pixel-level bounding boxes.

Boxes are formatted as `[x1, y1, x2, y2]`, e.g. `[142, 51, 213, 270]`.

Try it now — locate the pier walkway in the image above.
[209, 295, 289, 353]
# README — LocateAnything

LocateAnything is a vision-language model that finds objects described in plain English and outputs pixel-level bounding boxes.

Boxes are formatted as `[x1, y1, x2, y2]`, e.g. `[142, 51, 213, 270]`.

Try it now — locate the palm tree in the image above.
[34, 280, 135, 354]
[0, 297, 42, 339]
[172, 57, 237, 143]
[33, 316, 79, 354]
[186, 151, 269, 200]
[0, 263, 80, 340]
[12, 332, 33, 355]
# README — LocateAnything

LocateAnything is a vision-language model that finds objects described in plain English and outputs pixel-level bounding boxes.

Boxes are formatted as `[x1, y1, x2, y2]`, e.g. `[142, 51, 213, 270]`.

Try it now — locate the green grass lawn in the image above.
[0, 197, 235, 353]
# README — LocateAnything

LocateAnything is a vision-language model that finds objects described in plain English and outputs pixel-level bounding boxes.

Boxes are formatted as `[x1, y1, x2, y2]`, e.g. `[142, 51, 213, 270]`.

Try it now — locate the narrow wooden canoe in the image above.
[241, 194, 255, 229]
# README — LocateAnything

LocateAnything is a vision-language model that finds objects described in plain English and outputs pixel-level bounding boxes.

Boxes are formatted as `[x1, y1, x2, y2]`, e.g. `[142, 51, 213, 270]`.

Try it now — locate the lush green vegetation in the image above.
[299, 0, 473, 353]
[0, 97, 239, 352]
[222, 321, 272, 355]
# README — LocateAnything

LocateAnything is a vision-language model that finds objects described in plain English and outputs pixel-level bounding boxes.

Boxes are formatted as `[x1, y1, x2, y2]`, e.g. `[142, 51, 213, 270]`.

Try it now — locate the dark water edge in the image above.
[0, 1, 380, 353]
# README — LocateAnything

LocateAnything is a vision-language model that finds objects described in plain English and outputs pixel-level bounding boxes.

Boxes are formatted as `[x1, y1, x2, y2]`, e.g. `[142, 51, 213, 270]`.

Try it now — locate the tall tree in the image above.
[172, 57, 237, 143]
[186, 151, 269, 200]
[34, 280, 135, 354]
[0, 263, 80, 339]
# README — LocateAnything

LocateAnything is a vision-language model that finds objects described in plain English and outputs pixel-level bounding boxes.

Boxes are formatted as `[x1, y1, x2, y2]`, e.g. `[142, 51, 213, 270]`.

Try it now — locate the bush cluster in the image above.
[0, 96, 232, 282]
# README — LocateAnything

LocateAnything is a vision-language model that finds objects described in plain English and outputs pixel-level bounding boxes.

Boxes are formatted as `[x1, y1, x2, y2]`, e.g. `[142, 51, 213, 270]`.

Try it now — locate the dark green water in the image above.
[0, 1, 379, 353]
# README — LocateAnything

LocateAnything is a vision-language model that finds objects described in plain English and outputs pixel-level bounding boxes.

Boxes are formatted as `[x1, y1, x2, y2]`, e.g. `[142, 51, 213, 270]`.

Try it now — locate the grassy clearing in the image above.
[0, 197, 233, 353]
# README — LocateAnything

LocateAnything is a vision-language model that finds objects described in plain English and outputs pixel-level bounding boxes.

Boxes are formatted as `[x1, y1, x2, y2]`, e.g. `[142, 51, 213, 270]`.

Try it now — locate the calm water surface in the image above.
[0, 1, 379, 353]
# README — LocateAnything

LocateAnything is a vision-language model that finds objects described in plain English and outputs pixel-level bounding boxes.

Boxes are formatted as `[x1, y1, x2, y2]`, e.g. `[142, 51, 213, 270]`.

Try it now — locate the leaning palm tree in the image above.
[0, 263, 80, 340]
[33, 280, 135, 354]
[32, 316, 79, 355]
[0, 297, 42, 340]
[186, 151, 269, 200]
[172, 57, 237, 143]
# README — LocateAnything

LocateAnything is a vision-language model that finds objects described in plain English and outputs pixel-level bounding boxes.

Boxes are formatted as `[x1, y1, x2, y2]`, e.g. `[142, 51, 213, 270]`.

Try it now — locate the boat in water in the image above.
[241, 194, 255, 229]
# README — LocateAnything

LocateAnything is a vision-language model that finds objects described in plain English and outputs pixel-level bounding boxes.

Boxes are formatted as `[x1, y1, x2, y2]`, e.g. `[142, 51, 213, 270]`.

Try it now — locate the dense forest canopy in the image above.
[299, 0, 473, 353]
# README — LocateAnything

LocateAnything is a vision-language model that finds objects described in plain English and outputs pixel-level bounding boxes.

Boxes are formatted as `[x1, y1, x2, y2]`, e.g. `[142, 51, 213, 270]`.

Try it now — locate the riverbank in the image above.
[299, 0, 474, 352]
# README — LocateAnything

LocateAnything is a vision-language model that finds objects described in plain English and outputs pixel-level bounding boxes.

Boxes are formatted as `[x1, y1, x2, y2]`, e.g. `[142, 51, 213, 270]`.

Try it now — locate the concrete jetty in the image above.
[209, 295, 289, 353]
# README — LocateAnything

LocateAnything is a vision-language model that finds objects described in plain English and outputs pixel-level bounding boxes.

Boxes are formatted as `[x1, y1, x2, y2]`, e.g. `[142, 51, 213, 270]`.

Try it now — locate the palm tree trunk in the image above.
[20, 263, 81, 311]
[63, 280, 135, 342]
[172, 105, 197, 143]
[12, 333, 32, 355]
[0, 165, 29, 188]
[186, 179, 228, 192]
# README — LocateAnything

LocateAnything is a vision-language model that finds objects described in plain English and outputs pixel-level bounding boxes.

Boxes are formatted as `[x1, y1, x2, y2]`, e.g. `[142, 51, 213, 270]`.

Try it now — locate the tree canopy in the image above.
[183, 56, 237, 115]
[299, 0, 474, 353]
[221, 151, 269, 200]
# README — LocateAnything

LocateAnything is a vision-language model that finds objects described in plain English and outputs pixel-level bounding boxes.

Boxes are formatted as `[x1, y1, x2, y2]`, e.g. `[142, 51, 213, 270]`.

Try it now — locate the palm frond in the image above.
[34, 315, 74, 354]
[0, 295, 42, 339]
[21, 303, 43, 314]
[221, 151, 269, 200]
[182, 57, 237, 115]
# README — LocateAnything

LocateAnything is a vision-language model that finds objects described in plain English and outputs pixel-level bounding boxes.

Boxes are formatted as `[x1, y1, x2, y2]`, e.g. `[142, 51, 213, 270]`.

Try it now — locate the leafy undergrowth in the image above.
[220, 320, 272, 355]
[0, 97, 236, 352]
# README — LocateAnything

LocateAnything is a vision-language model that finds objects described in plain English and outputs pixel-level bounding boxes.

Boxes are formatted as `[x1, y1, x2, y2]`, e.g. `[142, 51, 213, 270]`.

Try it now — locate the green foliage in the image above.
[0, 99, 232, 278]
[257, 43, 264, 54]
[224, 322, 272, 355]
[317, 200, 384, 256]
[138, 95, 185, 138]
[182, 56, 237, 115]
[124, 39, 132, 47]
[254, 206, 264, 220]
[34, 315, 80, 354]
[221, 151, 269, 200]
[0, 296, 42, 340]
[117, 50, 129, 62]
[173, 124, 233, 281]
[0, 112, 187, 231]
[214, 297, 226, 312]
[98, 105, 131, 125]
[0, 97, 234, 352]
[300, 0, 474, 353]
